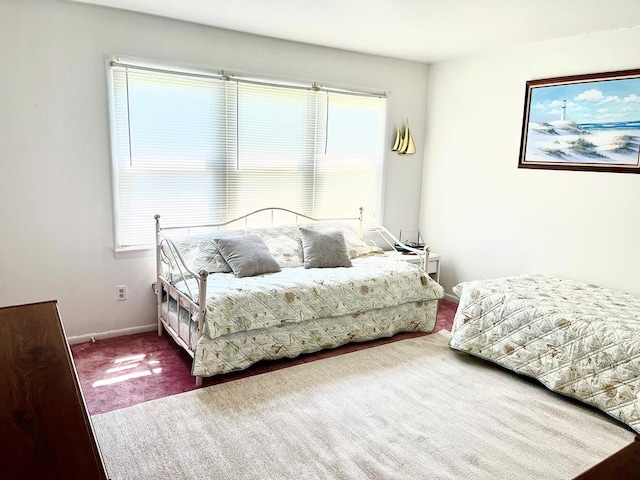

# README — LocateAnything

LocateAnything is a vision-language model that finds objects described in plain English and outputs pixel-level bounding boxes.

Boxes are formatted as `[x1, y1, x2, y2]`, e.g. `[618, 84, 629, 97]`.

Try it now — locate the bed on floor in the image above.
[450, 273, 640, 434]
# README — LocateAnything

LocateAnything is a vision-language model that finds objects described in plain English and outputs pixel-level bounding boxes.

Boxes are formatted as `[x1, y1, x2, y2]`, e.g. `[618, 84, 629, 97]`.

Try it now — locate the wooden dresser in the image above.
[574, 436, 640, 479]
[0, 301, 109, 479]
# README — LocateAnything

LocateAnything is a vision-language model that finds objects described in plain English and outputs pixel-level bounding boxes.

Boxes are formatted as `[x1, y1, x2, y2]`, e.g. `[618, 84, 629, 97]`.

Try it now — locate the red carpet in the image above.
[72, 299, 458, 415]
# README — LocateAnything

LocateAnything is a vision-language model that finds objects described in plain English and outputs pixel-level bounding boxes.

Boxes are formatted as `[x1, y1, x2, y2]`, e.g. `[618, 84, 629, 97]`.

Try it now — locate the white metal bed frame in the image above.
[154, 207, 430, 386]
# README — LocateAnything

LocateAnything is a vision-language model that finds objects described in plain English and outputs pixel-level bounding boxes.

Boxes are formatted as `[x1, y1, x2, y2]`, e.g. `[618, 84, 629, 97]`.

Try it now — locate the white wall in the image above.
[421, 27, 640, 297]
[0, 0, 429, 338]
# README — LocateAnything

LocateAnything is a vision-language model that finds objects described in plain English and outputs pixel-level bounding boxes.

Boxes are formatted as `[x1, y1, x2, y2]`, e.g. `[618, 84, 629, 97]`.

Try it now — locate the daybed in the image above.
[155, 208, 444, 385]
[449, 273, 640, 434]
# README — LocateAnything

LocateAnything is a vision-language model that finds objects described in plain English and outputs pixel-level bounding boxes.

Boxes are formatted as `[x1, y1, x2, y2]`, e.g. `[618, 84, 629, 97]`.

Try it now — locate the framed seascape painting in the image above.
[519, 68, 640, 174]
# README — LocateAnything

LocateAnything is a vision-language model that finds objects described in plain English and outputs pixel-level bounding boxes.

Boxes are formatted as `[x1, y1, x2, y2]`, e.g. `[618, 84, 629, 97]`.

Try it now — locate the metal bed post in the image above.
[154, 214, 163, 336]
[195, 269, 208, 387]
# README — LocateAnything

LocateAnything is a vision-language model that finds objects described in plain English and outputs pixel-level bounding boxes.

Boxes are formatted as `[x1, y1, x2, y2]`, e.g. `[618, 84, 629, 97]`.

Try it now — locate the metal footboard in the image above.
[155, 215, 208, 387]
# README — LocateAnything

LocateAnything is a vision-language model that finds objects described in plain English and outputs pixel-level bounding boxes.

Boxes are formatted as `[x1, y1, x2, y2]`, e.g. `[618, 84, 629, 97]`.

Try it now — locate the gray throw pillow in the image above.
[299, 227, 352, 269]
[216, 235, 281, 278]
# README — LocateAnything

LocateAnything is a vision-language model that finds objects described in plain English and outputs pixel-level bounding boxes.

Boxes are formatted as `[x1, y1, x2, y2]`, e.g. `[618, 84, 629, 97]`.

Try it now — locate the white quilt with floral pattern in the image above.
[176, 255, 443, 339]
[450, 274, 640, 433]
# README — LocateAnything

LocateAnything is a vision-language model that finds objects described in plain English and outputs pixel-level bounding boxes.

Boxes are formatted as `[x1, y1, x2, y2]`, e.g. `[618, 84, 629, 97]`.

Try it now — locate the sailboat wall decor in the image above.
[392, 120, 416, 155]
[391, 128, 402, 152]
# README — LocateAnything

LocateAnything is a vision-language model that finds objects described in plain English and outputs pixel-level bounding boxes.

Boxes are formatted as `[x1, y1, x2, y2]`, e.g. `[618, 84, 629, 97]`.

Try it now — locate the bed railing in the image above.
[366, 224, 431, 271]
[155, 214, 209, 386]
[158, 207, 363, 235]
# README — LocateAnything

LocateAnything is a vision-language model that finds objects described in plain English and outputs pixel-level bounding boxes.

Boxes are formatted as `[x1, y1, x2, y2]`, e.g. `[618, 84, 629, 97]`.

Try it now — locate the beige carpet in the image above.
[92, 331, 634, 479]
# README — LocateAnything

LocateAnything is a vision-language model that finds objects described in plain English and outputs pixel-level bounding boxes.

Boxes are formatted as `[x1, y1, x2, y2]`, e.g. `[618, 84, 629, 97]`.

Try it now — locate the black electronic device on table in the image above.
[394, 230, 425, 254]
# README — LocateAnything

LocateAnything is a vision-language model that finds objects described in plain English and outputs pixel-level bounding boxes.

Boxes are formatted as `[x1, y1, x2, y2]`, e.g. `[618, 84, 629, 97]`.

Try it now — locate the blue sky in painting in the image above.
[529, 77, 640, 124]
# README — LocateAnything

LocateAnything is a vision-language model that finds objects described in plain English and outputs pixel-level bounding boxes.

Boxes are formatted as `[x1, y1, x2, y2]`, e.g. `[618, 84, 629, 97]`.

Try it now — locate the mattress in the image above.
[176, 255, 444, 340]
[450, 274, 640, 434]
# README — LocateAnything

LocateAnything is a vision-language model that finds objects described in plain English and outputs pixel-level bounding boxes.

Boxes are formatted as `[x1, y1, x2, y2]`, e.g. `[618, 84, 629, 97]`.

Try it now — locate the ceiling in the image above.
[73, 0, 640, 63]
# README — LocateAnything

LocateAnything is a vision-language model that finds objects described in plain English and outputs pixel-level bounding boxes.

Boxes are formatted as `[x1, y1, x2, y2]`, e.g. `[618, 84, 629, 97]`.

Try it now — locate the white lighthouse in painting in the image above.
[560, 100, 566, 121]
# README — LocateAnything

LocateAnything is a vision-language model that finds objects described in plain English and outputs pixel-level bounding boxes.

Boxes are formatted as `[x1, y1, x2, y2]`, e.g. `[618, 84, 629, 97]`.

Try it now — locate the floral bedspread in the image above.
[450, 274, 640, 433]
[192, 300, 439, 376]
[176, 255, 444, 339]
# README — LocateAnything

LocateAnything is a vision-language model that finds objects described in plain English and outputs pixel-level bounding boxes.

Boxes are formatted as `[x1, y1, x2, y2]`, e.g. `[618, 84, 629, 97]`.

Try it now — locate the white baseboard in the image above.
[443, 293, 459, 303]
[67, 323, 157, 345]
[67, 294, 459, 345]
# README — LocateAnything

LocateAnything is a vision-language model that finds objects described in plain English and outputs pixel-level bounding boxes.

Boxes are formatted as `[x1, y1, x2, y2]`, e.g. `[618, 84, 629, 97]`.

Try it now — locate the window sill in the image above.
[114, 246, 154, 259]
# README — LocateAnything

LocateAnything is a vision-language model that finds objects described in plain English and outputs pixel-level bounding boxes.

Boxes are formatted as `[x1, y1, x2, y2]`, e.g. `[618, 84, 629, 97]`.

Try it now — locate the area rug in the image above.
[92, 331, 634, 480]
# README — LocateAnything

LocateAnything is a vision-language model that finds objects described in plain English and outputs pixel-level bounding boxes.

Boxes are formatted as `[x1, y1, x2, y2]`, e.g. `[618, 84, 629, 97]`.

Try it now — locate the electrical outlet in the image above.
[117, 285, 127, 301]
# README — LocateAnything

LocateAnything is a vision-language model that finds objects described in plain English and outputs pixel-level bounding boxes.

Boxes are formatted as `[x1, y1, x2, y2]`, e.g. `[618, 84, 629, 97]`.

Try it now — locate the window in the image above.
[109, 61, 387, 250]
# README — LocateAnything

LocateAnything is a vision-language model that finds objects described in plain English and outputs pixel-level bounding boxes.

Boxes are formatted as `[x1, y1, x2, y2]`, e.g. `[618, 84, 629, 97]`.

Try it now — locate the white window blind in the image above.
[109, 62, 387, 250]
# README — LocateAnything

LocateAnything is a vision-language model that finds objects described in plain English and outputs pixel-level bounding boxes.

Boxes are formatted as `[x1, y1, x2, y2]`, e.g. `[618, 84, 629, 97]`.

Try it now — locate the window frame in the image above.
[106, 56, 389, 255]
